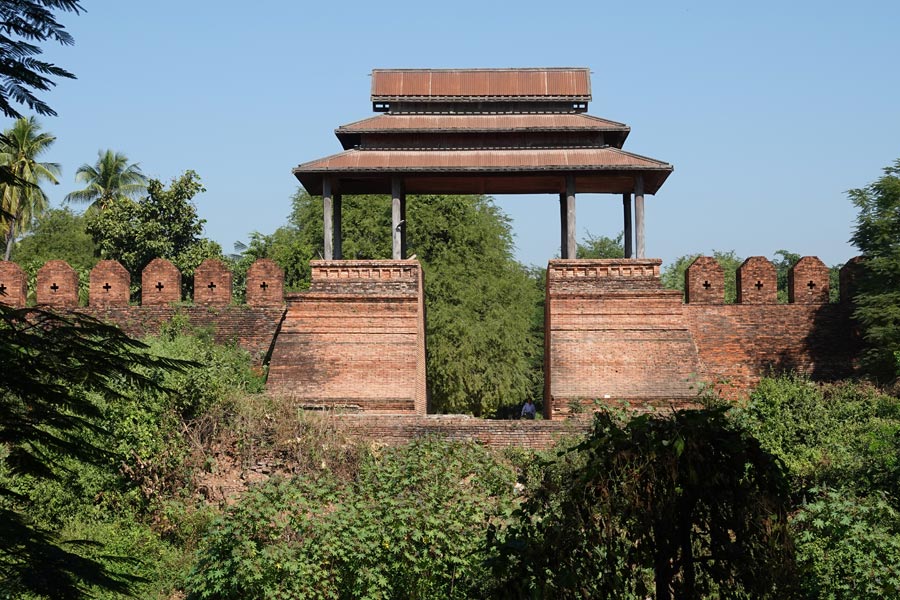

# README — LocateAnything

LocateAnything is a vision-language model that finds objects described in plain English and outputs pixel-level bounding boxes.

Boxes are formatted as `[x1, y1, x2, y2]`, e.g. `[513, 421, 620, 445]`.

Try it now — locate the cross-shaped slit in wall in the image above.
[807, 280, 816, 290]
[702, 280, 711, 289]
[207, 282, 216, 290]
[155, 282, 164, 292]
[103, 282, 112, 292]
[260, 281, 268, 291]
[50, 283, 59, 292]
[754, 280, 763, 290]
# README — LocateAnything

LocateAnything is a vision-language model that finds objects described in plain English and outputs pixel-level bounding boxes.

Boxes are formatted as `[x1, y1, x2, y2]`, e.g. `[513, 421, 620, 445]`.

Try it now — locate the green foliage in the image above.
[490, 408, 797, 599]
[12, 206, 97, 270]
[773, 249, 801, 303]
[85, 170, 223, 296]
[261, 190, 543, 416]
[734, 375, 900, 498]
[185, 437, 517, 599]
[793, 488, 900, 599]
[0, 304, 191, 598]
[849, 158, 900, 380]
[576, 230, 624, 259]
[0, 1, 83, 119]
[0, 116, 60, 260]
[64, 149, 148, 211]
[661, 249, 743, 303]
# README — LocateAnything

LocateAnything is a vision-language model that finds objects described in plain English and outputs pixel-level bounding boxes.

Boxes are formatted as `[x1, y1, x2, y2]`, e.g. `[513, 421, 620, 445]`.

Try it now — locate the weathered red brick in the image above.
[89, 260, 130, 306]
[685, 256, 724, 304]
[246, 259, 284, 307]
[141, 258, 181, 305]
[267, 260, 427, 414]
[0, 261, 27, 307]
[193, 258, 233, 305]
[36, 260, 78, 307]
[736, 256, 776, 304]
[789, 256, 830, 304]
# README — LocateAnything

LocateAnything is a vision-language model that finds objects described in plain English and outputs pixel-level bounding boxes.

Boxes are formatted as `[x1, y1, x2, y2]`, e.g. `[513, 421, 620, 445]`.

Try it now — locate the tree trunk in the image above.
[4, 216, 16, 261]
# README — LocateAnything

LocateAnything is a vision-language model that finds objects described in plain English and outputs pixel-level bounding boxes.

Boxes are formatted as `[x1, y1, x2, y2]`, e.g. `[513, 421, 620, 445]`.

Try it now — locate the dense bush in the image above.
[185, 438, 517, 599]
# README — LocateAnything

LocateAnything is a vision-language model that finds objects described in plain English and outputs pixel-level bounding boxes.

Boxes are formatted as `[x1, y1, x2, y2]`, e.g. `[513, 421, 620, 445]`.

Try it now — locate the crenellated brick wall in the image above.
[193, 258, 233, 306]
[142, 258, 182, 305]
[36, 260, 79, 307]
[89, 260, 130, 306]
[0, 261, 27, 307]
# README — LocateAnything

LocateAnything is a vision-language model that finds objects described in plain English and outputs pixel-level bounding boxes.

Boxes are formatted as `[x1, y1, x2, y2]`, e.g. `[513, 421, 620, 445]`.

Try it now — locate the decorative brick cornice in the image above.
[547, 258, 661, 280]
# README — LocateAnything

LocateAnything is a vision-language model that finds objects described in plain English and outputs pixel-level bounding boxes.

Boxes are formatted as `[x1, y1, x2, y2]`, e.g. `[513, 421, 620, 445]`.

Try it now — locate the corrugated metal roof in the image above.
[294, 147, 671, 172]
[371, 68, 591, 101]
[336, 113, 628, 133]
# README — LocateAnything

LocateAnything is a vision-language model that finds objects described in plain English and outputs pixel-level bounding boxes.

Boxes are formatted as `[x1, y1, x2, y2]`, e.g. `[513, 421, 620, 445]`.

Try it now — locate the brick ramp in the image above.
[333, 414, 590, 449]
[546, 259, 702, 418]
[267, 261, 427, 413]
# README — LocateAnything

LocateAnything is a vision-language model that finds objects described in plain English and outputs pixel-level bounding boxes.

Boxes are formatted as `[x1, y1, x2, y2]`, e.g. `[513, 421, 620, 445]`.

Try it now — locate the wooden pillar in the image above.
[622, 192, 633, 259]
[558, 193, 567, 258]
[634, 175, 645, 259]
[333, 193, 342, 260]
[565, 174, 576, 260]
[323, 177, 333, 260]
[392, 176, 405, 260]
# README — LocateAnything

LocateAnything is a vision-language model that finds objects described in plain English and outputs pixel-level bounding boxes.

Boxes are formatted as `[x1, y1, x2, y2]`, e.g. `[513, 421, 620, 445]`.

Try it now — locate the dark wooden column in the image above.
[333, 193, 342, 260]
[391, 176, 406, 260]
[323, 177, 334, 260]
[622, 192, 633, 259]
[634, 175, 645, 258]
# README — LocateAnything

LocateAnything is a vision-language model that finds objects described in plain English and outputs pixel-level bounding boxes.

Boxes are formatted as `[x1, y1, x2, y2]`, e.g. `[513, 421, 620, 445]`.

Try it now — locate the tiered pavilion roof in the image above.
[293, 68, 673, 260]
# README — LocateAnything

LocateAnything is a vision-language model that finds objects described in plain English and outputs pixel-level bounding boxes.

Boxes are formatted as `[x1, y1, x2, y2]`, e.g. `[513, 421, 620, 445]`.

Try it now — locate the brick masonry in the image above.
[142, 258, 182, 305]
[545, 259, 702, 419]
[80, 305, 285, 364]
[0, 261, 27, 307]
[89, 260, 130, 306]
[246, 258, 285, 307]
[193, 258, 233, 305]
[266, 260, 428, 414]
[685, 256, 724, 304]
[333, 414, 590, 449]
[36, 260, 79, 307]
[789, 256, 830, 304]
[736, 256, 777, 304]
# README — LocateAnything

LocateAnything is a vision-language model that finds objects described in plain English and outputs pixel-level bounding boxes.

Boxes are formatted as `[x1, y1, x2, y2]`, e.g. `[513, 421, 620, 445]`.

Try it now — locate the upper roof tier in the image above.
[371, 68, 592, 103]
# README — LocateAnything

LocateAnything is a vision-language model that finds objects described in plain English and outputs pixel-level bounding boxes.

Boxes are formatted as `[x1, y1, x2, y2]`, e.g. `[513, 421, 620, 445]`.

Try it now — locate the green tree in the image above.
[490, 408, 798, 599]
[577, 230, 624, 259]
[12, 207, 97, 271]
[264, 190, 543, 415]
[64, 149, 148, 212]
[0, 116, 59, 260]
[773, 249, 801, 303]
[0, 304, 189, 598]
[0, 1, 83, 119]
[662, 249, 743, 303]
[848, 158, 900, 380]
[85, 170, 222, 295]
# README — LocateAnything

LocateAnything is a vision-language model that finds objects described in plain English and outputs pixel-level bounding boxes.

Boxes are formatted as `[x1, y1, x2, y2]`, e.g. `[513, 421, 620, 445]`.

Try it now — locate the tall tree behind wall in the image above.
[261, 190, 543, 416]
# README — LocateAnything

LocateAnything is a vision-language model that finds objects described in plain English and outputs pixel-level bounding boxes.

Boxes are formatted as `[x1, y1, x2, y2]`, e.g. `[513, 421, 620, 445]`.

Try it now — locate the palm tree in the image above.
[0, 117, 60, 260]
[64, 149, 148, 211]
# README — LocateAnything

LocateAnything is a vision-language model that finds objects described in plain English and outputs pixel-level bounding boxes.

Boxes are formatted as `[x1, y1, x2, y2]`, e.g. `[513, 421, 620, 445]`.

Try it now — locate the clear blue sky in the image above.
[29, 0, 900, 268]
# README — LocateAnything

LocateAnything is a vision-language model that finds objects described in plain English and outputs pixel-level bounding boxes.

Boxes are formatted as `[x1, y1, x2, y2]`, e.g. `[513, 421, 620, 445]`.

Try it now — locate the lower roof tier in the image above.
[293, 147, 673, 196]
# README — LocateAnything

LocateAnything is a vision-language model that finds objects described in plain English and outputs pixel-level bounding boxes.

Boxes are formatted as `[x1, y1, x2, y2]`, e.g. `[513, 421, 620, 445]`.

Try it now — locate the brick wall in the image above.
[333, 414, 590, 449]
[266, 260, 427, 413]
[0, 261, 27, 307]
[36, 260, 79, 307]
[89, 260, 130, 306]
[193, 258, 233, 305]
[80, 305, 285, 363]
[142, 258, 182, 305]
[546, 259, 702, 419]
